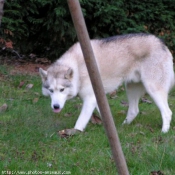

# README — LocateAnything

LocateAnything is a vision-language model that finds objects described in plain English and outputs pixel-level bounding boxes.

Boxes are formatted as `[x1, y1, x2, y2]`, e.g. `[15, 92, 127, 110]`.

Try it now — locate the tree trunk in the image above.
[0, 0, 5, 26]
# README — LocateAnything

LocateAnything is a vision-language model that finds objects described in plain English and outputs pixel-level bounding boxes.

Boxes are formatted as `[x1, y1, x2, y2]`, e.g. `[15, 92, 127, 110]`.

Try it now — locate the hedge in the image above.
[1, 0, 175, 60]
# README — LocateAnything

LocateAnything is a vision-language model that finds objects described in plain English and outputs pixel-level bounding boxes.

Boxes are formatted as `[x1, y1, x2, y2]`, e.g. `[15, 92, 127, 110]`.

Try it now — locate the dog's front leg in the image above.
[74, 96, 96, 131]
[58, 96, 96, 137]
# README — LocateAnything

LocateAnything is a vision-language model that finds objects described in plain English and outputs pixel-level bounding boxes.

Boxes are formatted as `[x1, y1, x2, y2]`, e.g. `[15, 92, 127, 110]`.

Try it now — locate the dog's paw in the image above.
[161, 125, 170, 133]
[58, 128, 81, 138]
[122, 119, 128, 125]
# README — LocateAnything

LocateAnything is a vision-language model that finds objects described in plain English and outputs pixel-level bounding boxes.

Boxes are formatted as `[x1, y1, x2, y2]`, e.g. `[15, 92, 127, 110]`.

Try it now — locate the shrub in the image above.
[1, 0, 76, 59]
[1, 0, 175, 60]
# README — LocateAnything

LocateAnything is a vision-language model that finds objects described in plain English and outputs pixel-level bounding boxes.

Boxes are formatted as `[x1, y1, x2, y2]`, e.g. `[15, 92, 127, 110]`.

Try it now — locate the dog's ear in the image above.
[64, 68, 73, 79]
[39, 68, 47, 82]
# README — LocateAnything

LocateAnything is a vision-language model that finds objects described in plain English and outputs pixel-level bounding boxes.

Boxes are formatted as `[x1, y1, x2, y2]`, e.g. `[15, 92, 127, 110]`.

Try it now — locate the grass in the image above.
[0, 65, 175, 175]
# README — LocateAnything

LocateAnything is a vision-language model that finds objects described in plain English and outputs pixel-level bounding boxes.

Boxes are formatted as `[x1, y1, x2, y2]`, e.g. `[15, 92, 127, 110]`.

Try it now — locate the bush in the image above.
[1, 0, 76, 59]
[1, 0, 175, 60]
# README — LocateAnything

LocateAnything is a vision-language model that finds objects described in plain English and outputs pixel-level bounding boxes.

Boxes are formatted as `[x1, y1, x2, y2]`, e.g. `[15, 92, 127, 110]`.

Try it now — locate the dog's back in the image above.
[85, 34, 174, 93]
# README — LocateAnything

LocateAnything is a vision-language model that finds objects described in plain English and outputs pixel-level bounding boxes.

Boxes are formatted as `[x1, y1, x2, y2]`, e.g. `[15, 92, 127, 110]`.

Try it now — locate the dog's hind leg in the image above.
[123, 82, 146, 125]
[143, 83, 172, 133]
[74, 95, 97, 131]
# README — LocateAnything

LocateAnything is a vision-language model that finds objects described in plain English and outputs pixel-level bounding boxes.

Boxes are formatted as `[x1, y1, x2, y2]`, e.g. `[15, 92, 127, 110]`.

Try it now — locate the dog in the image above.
[39, 33, 174, 133]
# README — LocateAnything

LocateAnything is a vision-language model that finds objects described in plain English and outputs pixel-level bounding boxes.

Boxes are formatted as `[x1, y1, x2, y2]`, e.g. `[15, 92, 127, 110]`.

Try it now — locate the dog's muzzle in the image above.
[53, 104, 61, 113]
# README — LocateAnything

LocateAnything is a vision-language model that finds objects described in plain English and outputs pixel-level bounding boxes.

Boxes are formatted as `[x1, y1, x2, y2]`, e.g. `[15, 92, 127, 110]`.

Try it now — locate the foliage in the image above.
[1, 0, 175, 59]
[1, 0, 75, 58]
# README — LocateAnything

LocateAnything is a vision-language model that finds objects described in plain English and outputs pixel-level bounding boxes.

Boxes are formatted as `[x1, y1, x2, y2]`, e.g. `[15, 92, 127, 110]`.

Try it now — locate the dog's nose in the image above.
[53, 104, 60, 110]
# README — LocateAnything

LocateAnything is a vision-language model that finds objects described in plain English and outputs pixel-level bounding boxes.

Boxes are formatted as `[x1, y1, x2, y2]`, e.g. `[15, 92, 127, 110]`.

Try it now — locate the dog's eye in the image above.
[49, 89, 54, 93]
[60, 88, 64, 92]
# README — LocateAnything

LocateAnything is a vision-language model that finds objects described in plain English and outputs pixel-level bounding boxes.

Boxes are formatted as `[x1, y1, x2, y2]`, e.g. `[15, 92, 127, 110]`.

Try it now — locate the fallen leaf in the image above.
[33, 98, 39, 103]
[139, 131, 145, 135]
[136, 123, 143, 128]
[31, 151, 38, 161]
[140, 111, 147, 115]
[117, 110, 126, 115]
[7, 98, 14, 101]
[18, 81, 25, 88]
[64, 113, 72, 117]
[150, 170, 164, 175]
[35, 58, 51, 64]
[109, 91, 118, 99]
[34, 92, 40, 96]
[148, 127, 154, 133]
[141, 97, 152, 104]
[152, 136, 163, 144]
[29, 53, 37, 59]
[0, 103, 8, 112]
[120, 100, 128, 107]
[74, 103, 82, 110]
[58, 128, 81, 138]
[26, 84, 33, 89]
[47, 162, 52, 168]
[91, 113, 102, 125]
[5, 40, 13, 49]
[120, 87, 125, 91]
[35, 67, 39, 72]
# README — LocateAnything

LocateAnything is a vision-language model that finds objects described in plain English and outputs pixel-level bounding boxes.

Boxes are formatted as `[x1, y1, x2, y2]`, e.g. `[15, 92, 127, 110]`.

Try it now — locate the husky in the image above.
[39, 33, 174, 133]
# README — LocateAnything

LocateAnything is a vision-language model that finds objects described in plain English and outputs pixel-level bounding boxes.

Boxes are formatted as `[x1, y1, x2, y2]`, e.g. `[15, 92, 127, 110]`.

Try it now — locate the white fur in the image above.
[39, 33, 175, 133]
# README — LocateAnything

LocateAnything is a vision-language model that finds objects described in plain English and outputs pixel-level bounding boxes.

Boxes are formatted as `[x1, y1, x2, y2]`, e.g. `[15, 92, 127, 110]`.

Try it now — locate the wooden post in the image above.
[67, 0, 129, 174]
[0, 0, 5, 26]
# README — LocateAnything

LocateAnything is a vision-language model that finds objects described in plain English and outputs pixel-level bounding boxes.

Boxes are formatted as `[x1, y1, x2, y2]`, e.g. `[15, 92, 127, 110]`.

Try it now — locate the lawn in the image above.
[0, 65, 175, 175]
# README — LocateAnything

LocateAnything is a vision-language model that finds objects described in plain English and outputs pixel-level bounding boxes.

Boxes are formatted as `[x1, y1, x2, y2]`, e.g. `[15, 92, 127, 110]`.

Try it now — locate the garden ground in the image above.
[0, 62, 175, 175]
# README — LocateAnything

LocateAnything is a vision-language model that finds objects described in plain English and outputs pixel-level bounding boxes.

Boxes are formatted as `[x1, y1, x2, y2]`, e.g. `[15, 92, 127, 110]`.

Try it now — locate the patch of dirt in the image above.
[0, 56, 50, 75]
[10, 62, 49, 75]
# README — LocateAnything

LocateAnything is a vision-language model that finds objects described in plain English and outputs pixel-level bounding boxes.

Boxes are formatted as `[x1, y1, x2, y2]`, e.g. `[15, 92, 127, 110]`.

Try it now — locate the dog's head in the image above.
[39, 64, 74, 113]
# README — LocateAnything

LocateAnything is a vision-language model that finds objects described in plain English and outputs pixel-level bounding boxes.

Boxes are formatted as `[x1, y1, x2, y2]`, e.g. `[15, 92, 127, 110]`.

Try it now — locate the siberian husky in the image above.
[39, 33, 174, 133]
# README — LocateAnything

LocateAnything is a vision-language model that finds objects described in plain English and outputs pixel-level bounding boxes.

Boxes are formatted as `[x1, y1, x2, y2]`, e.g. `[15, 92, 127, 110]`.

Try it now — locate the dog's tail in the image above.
[167, 63, 175, 92]
[168, 51, 175, 90]
[170, 72, 175, 90]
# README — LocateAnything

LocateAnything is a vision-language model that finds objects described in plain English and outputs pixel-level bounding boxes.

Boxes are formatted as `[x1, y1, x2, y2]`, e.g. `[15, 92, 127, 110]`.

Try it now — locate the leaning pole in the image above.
[67, 0, 129, 174]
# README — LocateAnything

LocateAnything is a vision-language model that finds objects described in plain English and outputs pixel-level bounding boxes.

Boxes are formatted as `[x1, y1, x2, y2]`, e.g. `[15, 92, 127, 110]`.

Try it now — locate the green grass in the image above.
[0, 65, 175, 175]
